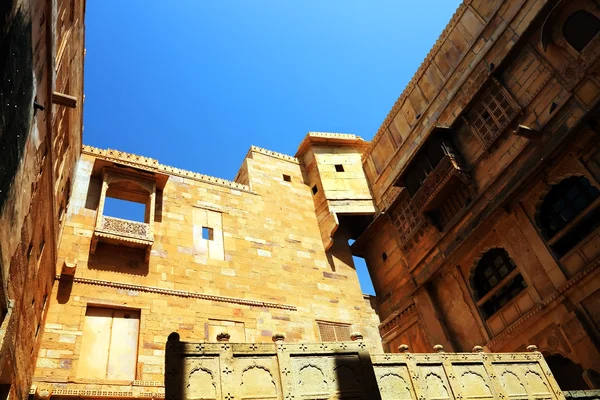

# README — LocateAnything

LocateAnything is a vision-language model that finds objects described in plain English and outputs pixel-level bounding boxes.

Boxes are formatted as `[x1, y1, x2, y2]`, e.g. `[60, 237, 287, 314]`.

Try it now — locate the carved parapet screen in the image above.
[165, 334, 566, 400]
[91, 169, 156, 261]
[98, 216, 151, 240]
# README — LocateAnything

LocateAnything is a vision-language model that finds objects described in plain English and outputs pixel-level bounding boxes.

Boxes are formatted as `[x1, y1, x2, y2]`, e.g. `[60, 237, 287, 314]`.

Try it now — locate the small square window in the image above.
[202, 227, 214, 241]
[283, 174, 291, 182]
[335, 164, 344, 172]
[312, 185, 318, 195]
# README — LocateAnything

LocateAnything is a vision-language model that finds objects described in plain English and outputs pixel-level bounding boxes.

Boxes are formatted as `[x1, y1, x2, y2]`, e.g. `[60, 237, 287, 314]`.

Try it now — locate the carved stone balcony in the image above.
[91, 216, 154, 260]
[98, 216, 152, 241]
[411, 154, 472, 213]
[90, 168, 156, 261]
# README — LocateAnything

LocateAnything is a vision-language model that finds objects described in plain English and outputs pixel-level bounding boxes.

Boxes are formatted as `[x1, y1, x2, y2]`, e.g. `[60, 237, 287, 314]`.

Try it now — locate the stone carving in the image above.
[422, 367, 451, 400]
[100, 216, 150, 240]
[240, 365, 277, 398]
[500, 370, 528, 396]
[166, 335, 565, 400]
[455, 366, 492, 398]
[187, 367, 216, 400]
[297, 365, 328, 395]
[378, 373, 413, 400]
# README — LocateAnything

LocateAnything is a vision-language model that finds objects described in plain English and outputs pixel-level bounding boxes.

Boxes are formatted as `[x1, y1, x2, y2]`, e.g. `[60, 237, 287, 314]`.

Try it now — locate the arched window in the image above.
[563, 10, 600, 52]
[539, 176, 599, 239]
[472, 248, 527, 318]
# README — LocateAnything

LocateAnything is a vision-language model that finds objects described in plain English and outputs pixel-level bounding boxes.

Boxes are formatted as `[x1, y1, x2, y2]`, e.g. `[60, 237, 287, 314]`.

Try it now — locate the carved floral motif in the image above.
[99, 216, 151, 240]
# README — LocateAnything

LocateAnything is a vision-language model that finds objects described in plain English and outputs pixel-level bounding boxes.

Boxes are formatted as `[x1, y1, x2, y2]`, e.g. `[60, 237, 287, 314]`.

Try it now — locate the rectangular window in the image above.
[202, 227, 214, 241]
[103, 197, 146, 222]
[193, 208, 225, 261]
[77, 307, 140, 380]
[335, 164, 345, 172]
[282, 174, 291, 182]
[317, 321, 351, 342]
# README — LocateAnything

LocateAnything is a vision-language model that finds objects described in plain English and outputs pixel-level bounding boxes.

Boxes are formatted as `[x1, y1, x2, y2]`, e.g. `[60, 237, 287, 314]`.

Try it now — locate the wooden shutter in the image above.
[77, 307, 113, 379]
[107, 309, 140, 380]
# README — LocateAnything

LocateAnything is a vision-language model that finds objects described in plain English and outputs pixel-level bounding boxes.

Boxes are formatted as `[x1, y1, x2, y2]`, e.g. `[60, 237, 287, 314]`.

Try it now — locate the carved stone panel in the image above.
[184, 357, 221, 400]
[166, 334, 566, 400]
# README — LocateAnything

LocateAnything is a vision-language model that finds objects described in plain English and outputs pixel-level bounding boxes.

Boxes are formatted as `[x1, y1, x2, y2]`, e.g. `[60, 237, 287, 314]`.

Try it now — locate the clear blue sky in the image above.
[84, 1, 462, 295]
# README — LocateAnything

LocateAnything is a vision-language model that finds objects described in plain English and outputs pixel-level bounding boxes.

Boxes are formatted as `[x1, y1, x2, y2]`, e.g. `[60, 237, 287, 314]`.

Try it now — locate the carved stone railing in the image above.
[165, 335, 566, 400]
[378, 301, 418, 338]
[98, 216, 151, 241]
[91, 215, 154, 261]
[411, 154, 469, 213]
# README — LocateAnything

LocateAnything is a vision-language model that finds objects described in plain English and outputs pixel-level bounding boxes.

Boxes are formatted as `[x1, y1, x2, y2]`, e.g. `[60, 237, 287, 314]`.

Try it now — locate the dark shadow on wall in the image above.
[84, 176, 101, 211]
[154, 190, 163, 223]
[544, 352, 589, 391]
[164, 333, 384, 399]
[88, 243, 149, 276]
[0, 7, 34, 211]
[333, 349, 382, 399]
[56, 275, 74, 304]
[165, 332, 185, 400]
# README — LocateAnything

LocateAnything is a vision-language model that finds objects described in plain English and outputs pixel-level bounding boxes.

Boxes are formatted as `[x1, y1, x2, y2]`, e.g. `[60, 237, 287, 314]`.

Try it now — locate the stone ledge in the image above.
[82, 145, 256, 194]
[56, 275, 298, 311]
[363, 0, 469, 157]
[563, 390, 600, 399]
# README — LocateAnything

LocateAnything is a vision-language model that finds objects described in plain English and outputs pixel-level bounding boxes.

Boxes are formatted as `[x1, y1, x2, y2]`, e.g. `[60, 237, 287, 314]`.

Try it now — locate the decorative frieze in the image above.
[99, 216, 151, 241]
[56, 275, 298, 311]
[378, 301, 418, 338]
[163, 336, 564, 400]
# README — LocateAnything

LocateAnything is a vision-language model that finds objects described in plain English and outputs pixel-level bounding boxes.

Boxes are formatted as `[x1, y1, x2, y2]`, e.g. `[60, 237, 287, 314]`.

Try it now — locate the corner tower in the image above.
[296, 132, 376, 269]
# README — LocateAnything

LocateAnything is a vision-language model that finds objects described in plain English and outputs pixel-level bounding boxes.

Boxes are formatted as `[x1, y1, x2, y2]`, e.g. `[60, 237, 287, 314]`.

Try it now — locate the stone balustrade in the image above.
[98, 215, 151, 241]
[165, 333, 565, 400]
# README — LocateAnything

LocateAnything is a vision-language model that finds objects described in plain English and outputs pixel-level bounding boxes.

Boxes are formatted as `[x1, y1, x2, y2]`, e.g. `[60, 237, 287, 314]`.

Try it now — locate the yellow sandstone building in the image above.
[2, 0, 600, 399]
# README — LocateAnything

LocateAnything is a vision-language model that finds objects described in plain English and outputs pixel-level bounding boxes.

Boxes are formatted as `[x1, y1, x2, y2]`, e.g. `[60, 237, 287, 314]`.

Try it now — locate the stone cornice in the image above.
[487, 259, 600, 350]
[82, 145, 255, 193]
[296, 132, 368, 158]
[247, 145, 299, 164]
[363, 0, 470, 159]
[58, 275, 298, 311]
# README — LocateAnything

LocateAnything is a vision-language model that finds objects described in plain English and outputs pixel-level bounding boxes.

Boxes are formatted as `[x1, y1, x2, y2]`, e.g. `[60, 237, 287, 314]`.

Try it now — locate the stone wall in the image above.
[163, 336, 564, 400]
[354, 0, 600, 390]
[0, 0, 84, 398]
[33, 144, 382, 392]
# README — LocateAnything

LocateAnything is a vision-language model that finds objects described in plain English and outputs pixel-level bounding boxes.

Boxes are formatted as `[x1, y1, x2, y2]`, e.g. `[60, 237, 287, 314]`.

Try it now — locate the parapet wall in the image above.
[164, 335, 565, 400]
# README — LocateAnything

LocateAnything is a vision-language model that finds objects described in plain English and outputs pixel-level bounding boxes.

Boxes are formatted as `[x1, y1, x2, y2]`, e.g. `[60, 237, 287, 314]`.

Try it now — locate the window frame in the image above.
[471, 248, 527, 319]
[562, 9, 600, 53]
[464, 78, 521, 151]
[539, 176, 600, 241]
[316, 320, 352, 342]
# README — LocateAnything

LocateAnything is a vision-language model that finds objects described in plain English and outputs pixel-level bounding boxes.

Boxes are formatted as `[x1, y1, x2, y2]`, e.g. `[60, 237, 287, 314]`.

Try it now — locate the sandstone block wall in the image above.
[33, 145, 382, 393]
[0, 0, 84, 398]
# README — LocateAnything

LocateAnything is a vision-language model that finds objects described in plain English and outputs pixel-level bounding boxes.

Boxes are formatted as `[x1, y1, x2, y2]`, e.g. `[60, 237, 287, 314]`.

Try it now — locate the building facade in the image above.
[1, 0, 600, 398]
[30, 139, 382, 396]
[354, 0, 600, 391]
[0, 0, 84, 398]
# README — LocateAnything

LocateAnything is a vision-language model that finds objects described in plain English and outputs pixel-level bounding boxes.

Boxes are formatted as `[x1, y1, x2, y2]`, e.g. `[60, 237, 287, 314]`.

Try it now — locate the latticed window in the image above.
[317, 321, 351, 342]
[466, 79, 520, 150]
[433, 182, 472, 229]
[389, 193, 426, 246]
[563, 10, 600, 52]
[472, 248, 526, 319]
